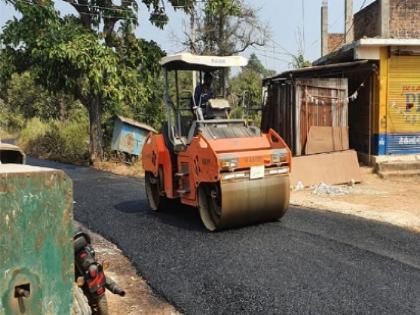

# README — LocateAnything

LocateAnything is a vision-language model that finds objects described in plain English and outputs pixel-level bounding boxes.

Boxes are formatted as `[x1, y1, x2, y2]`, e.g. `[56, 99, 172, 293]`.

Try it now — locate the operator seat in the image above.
[205, 99, 230, 119]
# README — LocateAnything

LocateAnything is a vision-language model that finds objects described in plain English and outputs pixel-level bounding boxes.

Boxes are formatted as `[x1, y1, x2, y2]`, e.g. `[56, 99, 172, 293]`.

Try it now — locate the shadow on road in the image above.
[155, 205, 204, 232]
[28, 157, 85, 171]
[114, 198, 205, 232]
[114, 200, 149, 214]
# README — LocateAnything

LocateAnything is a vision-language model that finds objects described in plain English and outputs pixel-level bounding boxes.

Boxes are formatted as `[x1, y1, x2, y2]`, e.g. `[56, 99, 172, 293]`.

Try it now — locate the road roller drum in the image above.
[199, 174, 290, 231]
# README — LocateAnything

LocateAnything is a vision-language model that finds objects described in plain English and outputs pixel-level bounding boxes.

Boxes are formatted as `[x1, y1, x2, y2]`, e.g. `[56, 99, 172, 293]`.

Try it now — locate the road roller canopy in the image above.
[160, 53, 248, 71]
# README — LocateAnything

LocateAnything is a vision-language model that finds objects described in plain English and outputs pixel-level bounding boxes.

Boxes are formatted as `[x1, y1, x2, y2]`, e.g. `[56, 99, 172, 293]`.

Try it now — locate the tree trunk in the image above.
[59, 96, 66, 122]
[87, 96, 103, 163]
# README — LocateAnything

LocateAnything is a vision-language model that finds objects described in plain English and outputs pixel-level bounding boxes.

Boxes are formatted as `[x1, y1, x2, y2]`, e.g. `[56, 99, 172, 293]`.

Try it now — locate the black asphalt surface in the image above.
[29, 157, 420, 315]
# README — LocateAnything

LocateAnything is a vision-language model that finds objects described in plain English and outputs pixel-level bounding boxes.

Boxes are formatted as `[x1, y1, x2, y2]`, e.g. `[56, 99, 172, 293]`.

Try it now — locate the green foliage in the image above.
[229, 54, 274, 107]
[0, 0, 188, 161]
[0, 3, 160, 159]
[110, 29, 165, 129]
[247, 53, 275, 78]
[18, 117, 51, 148]
[228, 54, 274, 125]
[5, 72, 52, 119]
[34, 27, 120, 101]
[3, 72, 80, 121]
[0, 98, 25, 135]
[19, 117, 89, 164]
[0, 4, 119, 102]
[205, 0, 242, 16]
[229, 105, 244, 119]
[291, 53, 312, 69]
[230, 69, 261, 106]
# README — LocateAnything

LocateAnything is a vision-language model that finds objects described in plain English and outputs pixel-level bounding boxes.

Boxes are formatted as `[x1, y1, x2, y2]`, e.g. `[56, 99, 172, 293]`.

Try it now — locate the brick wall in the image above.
[353, 0, 420, 40]
[354, 1, 380, 40]
[390, 0, 420, 38]
[328, 33, 345, 53]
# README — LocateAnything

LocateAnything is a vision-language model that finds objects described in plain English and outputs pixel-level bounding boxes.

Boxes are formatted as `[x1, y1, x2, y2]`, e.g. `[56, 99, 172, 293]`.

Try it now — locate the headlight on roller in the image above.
[220, 158, 238, 171]
[271, 149, 288, 164]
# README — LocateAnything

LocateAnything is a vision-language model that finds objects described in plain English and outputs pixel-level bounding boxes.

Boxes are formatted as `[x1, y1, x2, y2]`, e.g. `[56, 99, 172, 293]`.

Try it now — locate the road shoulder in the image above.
[77, 222, 179, 315]
[291, 167, 420, 233]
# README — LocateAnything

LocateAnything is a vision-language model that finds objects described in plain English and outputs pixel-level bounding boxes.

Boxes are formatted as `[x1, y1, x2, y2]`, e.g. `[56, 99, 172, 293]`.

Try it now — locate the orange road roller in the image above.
[142, 53, 291, 231]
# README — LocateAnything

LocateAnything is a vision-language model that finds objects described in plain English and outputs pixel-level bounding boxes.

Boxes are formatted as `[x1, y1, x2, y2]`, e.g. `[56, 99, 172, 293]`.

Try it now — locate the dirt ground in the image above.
[291, 167, 420, 233]
[79, 224, 179, 315]
[92, 161, 144, 178]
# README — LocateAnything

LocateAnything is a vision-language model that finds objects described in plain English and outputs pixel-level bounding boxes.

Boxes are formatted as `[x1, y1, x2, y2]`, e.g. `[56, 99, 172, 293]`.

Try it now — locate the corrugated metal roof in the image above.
[264, 60, 372, 84]
[314, 38, 420, 66]
[117, 116, 157, 133]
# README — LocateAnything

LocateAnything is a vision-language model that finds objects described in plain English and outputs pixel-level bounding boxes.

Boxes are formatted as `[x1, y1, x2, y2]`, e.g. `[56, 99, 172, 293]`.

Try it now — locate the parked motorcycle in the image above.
[74, 228, 125, 315]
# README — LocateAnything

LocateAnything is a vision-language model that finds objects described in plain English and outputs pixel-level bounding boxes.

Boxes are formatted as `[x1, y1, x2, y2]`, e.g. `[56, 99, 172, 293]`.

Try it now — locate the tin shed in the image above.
[263, 76, 349, 156]
[111, 116, 157, 156]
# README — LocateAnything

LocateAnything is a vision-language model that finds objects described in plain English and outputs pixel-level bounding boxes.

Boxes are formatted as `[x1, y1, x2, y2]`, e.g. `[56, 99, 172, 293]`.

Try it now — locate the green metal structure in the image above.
[0, 164, 74, 315]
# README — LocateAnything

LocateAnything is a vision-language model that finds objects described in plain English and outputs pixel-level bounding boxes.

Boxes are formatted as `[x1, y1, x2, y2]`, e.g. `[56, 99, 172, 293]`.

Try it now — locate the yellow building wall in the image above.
[376, 48, 420, 154]
[387, 56, 420, 133]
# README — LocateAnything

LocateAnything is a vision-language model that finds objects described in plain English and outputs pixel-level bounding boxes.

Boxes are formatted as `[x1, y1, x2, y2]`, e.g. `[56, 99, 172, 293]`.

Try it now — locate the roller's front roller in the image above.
[198, 174, 290, 231]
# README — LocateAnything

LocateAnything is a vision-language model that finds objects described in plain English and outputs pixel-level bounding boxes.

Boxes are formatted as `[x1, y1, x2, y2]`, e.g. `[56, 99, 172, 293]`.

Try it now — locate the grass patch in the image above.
[19, 118, 89, 164]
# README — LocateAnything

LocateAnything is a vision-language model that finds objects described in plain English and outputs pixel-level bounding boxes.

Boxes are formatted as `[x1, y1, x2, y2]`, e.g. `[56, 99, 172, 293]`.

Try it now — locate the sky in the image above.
[0, 0, 376, 73]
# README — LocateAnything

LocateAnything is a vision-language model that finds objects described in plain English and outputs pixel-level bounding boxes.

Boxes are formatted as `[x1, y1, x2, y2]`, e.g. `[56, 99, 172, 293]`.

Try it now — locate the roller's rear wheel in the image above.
[198, 183, 222, 231]
[145, 171, 164, 211]
[145, 171, 177, 211]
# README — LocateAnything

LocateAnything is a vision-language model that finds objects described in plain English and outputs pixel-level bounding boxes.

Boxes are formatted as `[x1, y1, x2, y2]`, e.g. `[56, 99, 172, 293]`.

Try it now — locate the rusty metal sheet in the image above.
[296, 78, 348, 156]
[305, 126, 349, 154]
[290, 150, 361, 187]
[262, 78, 348, 156]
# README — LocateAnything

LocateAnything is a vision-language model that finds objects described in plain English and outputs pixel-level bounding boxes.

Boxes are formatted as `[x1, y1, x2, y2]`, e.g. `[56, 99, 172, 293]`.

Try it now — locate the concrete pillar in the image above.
[379, 0, 390, 38]
[345, 0, 354, 43]
[321, 0, 329, 56]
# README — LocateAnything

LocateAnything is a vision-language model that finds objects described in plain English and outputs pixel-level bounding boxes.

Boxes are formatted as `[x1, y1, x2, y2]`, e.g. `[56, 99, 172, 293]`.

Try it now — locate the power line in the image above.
[301, 0, 305, 52]
[267, 39, 294, 56]
[254, 52, 289, 64]
[252, 45, 291, 57]
[11, 0, 138, 20]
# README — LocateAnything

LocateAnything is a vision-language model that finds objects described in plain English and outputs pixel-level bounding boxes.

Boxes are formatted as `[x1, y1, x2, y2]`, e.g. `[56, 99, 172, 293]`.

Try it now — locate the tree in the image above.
[246, 53, 275, 78]
[192, 0, 268, 55]
[229, 53, 274, 120]
[0, 0, 184, 162]
[3, 72, 79, 121]
[1, 4, 122, 161]
[62, 0, 195, 45]
[110, 26, 165, 128]
[186, 0, 269, 92]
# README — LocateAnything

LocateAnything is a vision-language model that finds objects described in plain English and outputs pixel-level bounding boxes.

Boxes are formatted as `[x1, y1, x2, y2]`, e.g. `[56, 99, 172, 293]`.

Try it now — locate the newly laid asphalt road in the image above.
[29, 158, 420, 315]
